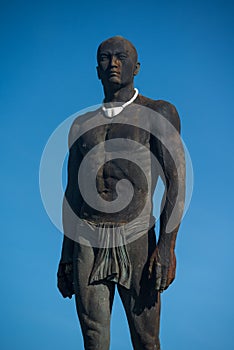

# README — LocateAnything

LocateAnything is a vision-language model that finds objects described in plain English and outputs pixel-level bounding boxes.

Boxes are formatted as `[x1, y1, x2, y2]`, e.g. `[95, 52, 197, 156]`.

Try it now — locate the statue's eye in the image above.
[100, 55, 109, 61]
[118, 54, 128, 60]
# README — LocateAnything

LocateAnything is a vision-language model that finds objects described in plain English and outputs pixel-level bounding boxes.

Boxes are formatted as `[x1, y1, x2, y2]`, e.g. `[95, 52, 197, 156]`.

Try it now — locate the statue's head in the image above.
[96, 36, 140, 88]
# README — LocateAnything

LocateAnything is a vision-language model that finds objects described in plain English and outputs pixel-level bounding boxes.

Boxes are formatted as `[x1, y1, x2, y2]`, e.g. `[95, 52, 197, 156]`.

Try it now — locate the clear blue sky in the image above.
[1, 0, 234, 349]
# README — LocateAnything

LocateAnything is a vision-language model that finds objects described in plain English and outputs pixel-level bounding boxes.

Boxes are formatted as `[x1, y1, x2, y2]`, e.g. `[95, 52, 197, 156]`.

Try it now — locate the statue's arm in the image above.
[57, 121, 83, 298]
[149, 102, 185, 292]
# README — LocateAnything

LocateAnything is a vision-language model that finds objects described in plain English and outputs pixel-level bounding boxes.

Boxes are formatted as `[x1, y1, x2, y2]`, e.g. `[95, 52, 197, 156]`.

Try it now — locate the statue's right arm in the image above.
[57, 121, 83, 298]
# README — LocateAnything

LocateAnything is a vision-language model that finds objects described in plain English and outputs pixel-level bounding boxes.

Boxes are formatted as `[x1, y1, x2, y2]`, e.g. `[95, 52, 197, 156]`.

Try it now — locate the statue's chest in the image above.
[78, 122, 150, 155]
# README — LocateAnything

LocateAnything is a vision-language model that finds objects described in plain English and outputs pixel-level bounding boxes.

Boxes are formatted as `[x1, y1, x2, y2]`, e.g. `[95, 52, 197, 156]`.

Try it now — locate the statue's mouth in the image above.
[109, 70, 120, 76]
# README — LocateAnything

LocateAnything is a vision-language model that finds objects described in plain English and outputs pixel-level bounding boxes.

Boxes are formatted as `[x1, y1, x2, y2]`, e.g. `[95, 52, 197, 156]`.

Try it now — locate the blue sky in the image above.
[1, 0, 234, 349]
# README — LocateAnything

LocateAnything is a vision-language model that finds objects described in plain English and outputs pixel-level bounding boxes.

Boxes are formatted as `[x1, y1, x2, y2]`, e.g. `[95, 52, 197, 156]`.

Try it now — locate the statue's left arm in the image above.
[148, 101, 185, 292]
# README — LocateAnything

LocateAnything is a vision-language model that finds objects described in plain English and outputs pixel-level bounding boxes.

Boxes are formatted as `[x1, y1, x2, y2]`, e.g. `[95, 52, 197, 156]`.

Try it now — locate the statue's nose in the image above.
[110, 55, 119, 67]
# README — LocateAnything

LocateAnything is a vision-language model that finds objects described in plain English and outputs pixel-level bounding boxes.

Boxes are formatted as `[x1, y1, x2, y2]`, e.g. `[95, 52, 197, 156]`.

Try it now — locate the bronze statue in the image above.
[57, 36, 185, 350]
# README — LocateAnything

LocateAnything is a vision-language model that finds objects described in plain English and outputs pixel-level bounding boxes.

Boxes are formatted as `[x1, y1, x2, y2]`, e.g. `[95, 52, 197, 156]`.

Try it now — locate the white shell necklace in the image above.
[102, 88, 139, 118]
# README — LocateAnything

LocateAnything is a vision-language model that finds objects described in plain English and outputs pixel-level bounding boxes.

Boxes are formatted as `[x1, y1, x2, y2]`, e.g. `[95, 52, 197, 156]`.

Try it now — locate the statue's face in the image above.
[97, 38, 139, 88]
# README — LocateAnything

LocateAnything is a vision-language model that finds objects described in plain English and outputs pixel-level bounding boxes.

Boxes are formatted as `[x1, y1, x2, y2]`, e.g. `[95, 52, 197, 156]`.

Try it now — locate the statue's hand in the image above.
[148, 248, 176, 293]
[57, 262, 75, 299]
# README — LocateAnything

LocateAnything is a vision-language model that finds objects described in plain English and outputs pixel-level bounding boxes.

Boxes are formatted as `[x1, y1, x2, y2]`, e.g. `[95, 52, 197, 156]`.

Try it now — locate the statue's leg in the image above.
[118, 285, 161, 350]
[118, 229, 161, 350]
[73, 244, 115, 350]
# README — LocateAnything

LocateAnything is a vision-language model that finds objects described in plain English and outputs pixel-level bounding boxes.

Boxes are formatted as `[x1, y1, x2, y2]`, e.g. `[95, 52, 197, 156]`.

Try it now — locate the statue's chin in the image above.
[108, 76, 121, 84]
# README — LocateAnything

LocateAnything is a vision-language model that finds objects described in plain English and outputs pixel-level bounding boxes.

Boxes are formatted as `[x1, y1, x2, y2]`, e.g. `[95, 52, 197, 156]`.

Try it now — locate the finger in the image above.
[148, 258, 155, 279]
[155, 262, 162, 290]
[58, 278, 68, 297]
[59, 284, 72, 298]
[159, 266, 168, 292]
[58, 275, 74, 298]
[67, 292, 73, 299]
[58, 284, 69, 298]
[161, 275, 175, 292]
[67, 279, 75, 295]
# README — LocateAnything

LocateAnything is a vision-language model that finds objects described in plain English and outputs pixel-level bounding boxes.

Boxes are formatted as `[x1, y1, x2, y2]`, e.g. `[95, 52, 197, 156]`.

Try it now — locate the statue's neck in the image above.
[103, 83, 135, 103]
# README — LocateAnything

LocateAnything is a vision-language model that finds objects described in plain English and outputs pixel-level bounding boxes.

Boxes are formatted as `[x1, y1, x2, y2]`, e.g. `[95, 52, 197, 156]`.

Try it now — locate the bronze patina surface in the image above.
[57, 36, 185, 350]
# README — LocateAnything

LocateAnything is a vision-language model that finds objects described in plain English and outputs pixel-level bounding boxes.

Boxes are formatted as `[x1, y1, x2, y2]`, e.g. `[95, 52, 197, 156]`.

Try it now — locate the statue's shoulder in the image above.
[70, 108, 101, 130]
[68, 108, 101, 146]
[137, 94, 181, 132]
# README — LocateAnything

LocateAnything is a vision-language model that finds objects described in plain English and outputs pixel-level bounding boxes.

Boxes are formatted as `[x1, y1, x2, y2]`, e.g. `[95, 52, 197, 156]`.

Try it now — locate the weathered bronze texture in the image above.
[57, 36, 185, 350]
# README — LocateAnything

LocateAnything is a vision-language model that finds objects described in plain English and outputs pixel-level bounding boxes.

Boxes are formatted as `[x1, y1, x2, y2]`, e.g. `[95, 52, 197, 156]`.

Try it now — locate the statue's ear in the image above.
[96, 66, 101, 80]
[134, 62, 140, 76]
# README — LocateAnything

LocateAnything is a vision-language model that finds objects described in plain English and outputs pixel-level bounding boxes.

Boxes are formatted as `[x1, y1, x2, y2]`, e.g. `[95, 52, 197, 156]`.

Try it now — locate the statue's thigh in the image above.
[117, 232, 161, 349]
[118, 281, 160, 350]
[73, 243, 115, 325]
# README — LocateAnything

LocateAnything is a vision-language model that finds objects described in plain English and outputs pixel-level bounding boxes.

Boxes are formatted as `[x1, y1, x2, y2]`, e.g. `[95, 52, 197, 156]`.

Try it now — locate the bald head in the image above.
[97, 36, 138, 64]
